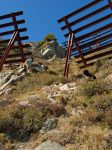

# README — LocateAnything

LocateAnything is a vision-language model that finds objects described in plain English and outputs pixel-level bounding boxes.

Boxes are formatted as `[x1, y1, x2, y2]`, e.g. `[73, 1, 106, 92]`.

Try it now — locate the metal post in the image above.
[107, 0, 112, 11]
[64, 33, 73, 78]
[0, 31, 18, 71]
[11, 13, 25, 62]
[64, 18, 87, 67]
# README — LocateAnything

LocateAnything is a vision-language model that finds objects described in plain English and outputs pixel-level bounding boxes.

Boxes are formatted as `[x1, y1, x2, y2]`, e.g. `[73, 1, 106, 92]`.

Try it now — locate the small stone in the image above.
[40, 118, 58, 133]
[19, 101, 30, 107]
[27, 94, 39, 101]
[59, 84, 69, 91]
[47, 94, 56, 104]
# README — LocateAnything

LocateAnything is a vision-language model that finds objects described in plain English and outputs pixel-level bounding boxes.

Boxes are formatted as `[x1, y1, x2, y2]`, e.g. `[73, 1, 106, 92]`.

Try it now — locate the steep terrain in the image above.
[0, 35, 112, 150]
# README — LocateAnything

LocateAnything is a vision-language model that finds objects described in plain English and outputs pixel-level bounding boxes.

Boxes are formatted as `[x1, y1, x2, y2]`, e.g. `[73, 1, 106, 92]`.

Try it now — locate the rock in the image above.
[19, 101, 30, 107]
[34, 140, 64, 150]
[47, 94, 56, 104]
[72, 107, 84, 116]
[0, 71, 13, 86]
[40, 118, 58, 133]
[59, 84, 69, 91]
[55, 45, 65, 58]
[27, 94, 39, 101]
[41, 45, 56, 59]
[32, 63, 48, 73]
[105, 74, 112, 81]
[41, 40, 65, 59]
[24, 58, 33, 72]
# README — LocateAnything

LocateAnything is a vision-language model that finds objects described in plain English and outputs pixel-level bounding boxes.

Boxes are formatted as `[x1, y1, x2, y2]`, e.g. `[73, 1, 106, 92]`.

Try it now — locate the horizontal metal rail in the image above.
[0, 20, 25, 28]
[0, 44, 30, 51]
[79, 55, 112, 69]
[0, 11, 23, 20]
[75, 42, 112, 58]
[0, 28, 27, 36]
[0, 36, 29, 44]
[77, 49, 112, 64]
[58, 0, 103, 23]
[0, 52, 32, 59]
[61, 4, 110, 31]
[64, 14, 112, 37]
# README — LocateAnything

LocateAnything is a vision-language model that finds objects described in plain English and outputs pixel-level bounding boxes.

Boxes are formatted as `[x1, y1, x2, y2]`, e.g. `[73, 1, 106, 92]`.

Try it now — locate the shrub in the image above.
[0, 104, 46, 141]
[78, 79, 112, 97]
[44, 34, 57, 42]
[0, 133, 13, 150]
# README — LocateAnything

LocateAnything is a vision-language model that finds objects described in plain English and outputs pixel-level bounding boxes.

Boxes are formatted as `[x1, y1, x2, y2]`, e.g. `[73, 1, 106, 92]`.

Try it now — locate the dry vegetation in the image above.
[0, 58, 112, 150]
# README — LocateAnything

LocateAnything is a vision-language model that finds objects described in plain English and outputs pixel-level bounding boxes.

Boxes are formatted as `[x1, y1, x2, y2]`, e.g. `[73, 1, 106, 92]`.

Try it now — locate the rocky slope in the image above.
[0, 35, 112, 150]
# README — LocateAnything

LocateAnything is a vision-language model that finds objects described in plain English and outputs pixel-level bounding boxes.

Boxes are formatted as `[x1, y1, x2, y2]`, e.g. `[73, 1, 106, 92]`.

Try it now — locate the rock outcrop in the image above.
[41, 40, 65, 59]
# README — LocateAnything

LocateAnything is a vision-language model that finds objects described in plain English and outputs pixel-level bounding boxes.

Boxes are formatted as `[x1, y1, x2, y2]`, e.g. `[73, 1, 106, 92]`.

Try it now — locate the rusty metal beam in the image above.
[64, 18, 87, 67]
[58, 0, 103, 23]
[79, 56, 112, 69]
[75, 42, 112, 58]
[64, 14, 112, 37]
[0, 11, 23, 20]
[61, 4, 110, 31]
[0, 20, 25, 28]
[0, 31, 18, 71]
[0, 52, 32, 59]
[0, 36, 29, 44]
[62, 23, 112, 49]
[108, 0, 112, 11]
[77, 50, 112, 64]
[0, 44, 30, 51]
[0, 28, 27, 36]
[5, 59, 25, 64]
[79, 33, 112, 49]
[64, 33, 73, 78]
[12, 13, 25, 62]
[76, 23, 112, 41]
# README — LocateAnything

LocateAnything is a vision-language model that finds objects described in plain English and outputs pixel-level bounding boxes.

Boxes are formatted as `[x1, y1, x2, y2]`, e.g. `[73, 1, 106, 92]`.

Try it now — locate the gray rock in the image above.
[34, 140, 64, 150]
[32, 64, 48, 73]
[19, 101, 30, 107]
[41, 40, 65, 59]
[40, 118, 58, 133]
[47, 94, 56, 104]
[27, 94, 39, 101]
[59, 84, 69, 91]
[105, 74, 112, 81]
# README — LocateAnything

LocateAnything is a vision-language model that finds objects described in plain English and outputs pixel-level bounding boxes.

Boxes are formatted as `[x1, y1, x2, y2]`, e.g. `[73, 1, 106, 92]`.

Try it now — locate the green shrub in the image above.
[44, 34, 57, 42]
[0, 104, 46, 140]
[78, 79, 112, 97]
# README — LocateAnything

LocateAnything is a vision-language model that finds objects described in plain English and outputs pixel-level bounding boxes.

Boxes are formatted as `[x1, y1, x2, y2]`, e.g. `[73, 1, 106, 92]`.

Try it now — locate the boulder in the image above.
[34, 140, 64, 150]
[41, 40, 65, 59]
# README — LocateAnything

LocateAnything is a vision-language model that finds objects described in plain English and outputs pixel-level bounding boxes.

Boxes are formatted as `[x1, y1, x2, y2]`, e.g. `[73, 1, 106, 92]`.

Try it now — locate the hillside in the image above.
[0, 35, 112, 150]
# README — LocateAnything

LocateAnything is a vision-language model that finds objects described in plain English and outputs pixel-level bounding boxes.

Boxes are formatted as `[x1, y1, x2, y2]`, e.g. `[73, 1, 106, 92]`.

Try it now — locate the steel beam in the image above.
[64, 14, 112, 37]
[0, 36, 29, 44]
[0, 28, 27, 36]
[0, 20, 25, 28]
[0, 52, 32, 59]
[0, 11, 23, 20]
[0, 44, 30, 51]
[75, 43, 112, 58]
[77, 49, 112, 64]
[61, 4, 110, 31]
[0, 31, 18, 71]
[58, 0, 103, 23]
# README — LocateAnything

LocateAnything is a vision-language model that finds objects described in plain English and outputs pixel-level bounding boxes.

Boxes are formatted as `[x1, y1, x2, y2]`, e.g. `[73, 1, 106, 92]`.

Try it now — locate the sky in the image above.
[0, 0, 111, 44]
